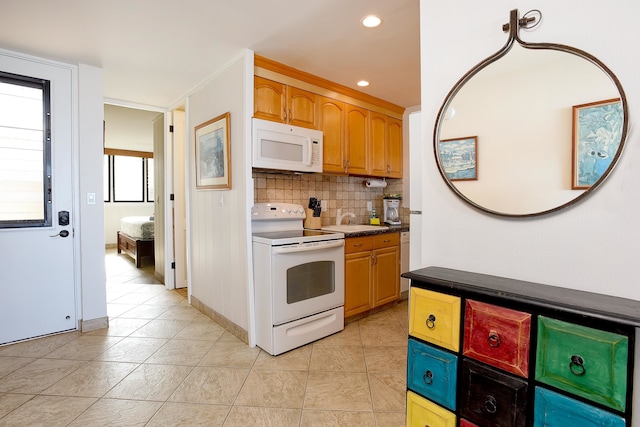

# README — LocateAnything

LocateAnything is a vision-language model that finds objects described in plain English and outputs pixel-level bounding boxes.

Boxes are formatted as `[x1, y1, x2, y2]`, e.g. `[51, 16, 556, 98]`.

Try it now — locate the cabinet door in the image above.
[460, 359, 528, 427]
[536, 316, 628, 411]
[407, 391, 457, 427]
[409, 287, 461, 352]
[318, 96, 346, 174]
[372, 245, 399, 307]
[387, 117, 403, 178]
[254, 76, 286, 123]
[369, 112, 387, 177]
[344, 251, 372, 317]
[288, 86, 317, 129]
[534, 387, 626, 427]
[408, 339, 458, 410]
[345, 104, 369, 175]
[463, 300, 531, 377]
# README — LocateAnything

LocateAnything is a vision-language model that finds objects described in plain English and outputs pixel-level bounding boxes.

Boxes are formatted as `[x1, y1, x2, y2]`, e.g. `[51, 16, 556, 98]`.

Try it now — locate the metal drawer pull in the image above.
[569, 354, 586, 376]
[426, 314, 436, 329]
[484, 395, 498, 414]
[487, 331, 501, 348]
[423, 370, 434, 385]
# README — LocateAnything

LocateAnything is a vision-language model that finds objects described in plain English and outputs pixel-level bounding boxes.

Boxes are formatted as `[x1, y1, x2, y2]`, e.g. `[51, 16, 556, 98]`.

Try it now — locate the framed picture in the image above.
[572, 98, 623, 189]
[195, 112, 231, 190]
[438, 136, 478, 181]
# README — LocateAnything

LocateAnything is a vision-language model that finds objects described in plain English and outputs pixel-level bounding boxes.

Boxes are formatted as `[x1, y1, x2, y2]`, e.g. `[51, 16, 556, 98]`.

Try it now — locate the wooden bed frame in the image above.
[117, 231, 154, 268]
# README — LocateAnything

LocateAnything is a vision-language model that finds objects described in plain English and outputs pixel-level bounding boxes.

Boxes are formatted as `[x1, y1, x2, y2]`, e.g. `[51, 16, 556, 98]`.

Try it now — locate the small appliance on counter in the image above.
[383, 197, 401, 225]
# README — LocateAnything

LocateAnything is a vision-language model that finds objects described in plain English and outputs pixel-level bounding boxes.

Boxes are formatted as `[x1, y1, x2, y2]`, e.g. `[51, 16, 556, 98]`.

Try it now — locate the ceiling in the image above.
[0, 0, 420, 109]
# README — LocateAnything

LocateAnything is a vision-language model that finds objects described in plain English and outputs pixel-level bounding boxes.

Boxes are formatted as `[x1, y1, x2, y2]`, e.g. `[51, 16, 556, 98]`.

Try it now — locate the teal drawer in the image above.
[536, 316, 628, 411]
[407, 338, 457, 410]
[534, 387, 625, 427]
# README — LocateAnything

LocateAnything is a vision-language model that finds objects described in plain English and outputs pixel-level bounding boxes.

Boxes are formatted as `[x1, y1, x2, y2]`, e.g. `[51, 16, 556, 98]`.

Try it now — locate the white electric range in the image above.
[251, 202, 345, 355]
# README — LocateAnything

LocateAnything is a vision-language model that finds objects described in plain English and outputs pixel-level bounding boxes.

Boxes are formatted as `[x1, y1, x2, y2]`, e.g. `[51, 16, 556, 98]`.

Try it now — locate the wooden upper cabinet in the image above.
[287, 86, 317, 129]
[387, 117, 403, 178]
[369, 112, 388, 177]
[318, 96, 345, 174]
[345, 104, 369, 175]
[254, 76, 286, 123]
[253, 76, 317, 129]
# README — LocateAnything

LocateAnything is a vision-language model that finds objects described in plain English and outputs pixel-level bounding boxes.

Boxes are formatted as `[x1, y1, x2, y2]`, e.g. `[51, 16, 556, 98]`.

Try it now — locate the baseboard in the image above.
[190, 295, 248, 344]
[80, 316, 109, 332]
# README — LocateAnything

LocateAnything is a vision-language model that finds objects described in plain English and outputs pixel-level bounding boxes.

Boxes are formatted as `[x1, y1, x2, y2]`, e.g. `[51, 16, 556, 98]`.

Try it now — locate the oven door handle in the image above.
[272, 239, 344, 254]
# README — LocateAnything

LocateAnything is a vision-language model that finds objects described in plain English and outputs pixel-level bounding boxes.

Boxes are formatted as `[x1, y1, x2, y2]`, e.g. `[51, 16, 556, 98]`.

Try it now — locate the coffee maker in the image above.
[383, 199, 401, 225]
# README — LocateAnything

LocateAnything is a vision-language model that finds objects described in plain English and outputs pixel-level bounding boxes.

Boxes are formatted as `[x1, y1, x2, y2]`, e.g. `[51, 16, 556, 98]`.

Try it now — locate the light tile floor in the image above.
[0, 249, 408, 426]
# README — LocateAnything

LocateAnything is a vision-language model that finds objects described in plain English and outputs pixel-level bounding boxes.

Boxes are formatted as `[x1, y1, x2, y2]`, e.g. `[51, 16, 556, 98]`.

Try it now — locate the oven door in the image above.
[271, 239, 344, 325]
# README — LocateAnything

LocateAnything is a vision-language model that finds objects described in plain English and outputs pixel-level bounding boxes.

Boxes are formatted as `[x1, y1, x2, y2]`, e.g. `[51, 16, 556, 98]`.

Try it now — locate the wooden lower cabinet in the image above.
[403, 267, 637, 427]
[344, 232, 399, 318]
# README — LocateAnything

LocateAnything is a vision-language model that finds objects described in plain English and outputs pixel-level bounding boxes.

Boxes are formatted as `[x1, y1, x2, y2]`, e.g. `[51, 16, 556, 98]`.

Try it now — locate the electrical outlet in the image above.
[321, 200, 327, 210]
[367, 201, 372, 211]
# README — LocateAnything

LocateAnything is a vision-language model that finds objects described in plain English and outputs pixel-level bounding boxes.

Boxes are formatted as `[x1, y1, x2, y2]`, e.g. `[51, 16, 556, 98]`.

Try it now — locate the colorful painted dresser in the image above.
[403, 267, 639, 426]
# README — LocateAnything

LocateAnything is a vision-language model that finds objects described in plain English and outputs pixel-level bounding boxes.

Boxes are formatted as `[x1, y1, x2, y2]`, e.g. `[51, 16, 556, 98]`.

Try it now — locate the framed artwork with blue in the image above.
[195, 112, 231, 190]
[438, 136, 478, 181]
[572, 98, 623, 189]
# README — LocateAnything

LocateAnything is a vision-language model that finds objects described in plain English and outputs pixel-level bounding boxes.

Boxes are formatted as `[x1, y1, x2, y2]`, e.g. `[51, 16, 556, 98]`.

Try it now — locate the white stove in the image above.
[251, 202, 345, 355]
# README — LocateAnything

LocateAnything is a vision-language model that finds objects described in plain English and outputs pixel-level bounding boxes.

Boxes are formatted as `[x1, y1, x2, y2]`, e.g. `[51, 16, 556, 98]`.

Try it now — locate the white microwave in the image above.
[252, 118, 323, 173]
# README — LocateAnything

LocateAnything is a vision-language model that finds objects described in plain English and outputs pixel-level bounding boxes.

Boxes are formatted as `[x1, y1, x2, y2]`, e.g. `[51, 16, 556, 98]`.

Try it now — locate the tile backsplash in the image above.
[253, 172, 409, 226]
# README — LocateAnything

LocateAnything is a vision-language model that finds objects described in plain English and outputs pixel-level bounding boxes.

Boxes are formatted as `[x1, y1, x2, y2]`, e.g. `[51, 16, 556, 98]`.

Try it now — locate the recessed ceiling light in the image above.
[362, 15, 382, 28]
[357, 80, 370, 87]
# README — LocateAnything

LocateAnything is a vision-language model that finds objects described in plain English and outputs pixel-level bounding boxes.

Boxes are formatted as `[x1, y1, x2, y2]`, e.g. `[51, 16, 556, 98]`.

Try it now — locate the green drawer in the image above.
[535, 316, 628, 411]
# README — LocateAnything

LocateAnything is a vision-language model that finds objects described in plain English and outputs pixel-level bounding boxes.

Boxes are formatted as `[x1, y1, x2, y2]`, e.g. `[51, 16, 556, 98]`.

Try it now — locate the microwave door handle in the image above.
[273, 240, 344, 254]
[305, 137, 313, 166]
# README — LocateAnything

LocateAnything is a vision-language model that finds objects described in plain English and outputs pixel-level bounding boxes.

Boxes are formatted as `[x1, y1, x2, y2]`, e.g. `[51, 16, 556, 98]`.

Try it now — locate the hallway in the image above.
[0, 249, 408, 426]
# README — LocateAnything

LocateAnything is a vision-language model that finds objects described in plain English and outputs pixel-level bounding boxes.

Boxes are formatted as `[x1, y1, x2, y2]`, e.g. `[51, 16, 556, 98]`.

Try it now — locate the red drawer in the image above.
[463, 300, 531, 377]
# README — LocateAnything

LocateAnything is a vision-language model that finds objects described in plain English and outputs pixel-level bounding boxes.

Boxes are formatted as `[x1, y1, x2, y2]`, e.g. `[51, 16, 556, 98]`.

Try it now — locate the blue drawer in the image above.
[407, 338, 457, 410]
[534, 387, 625, 427]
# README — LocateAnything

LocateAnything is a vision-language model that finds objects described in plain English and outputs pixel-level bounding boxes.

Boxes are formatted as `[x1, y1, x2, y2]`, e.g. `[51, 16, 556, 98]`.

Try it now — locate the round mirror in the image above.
[434, 10, 628, 217]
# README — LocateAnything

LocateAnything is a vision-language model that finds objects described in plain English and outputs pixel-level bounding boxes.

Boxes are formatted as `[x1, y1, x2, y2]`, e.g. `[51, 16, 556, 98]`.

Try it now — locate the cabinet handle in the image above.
[487, 331, 501, 348]
[282, 108, 287, 121]
[422, 370, 434, 385]
[484, 395, 498, 414]
[371, 253, 377, 265]
[569, 354, 586, 376]
[353, 243, 363, 247]
[426, 314, 436, 329]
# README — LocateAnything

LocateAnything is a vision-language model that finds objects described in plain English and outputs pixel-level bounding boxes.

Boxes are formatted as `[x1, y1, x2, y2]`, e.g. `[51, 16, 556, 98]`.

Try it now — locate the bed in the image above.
[117, 216, 155, 268]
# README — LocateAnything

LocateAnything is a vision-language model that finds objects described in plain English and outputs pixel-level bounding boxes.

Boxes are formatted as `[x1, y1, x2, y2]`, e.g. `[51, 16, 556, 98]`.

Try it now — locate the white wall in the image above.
[420, 1, 640, 422]
[78, 64, 108, 325]
[187, 51, 252, 331]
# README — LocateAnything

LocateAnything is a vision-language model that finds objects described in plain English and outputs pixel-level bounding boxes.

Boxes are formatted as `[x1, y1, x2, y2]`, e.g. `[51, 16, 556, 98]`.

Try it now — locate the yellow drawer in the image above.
[407, 390, 456, 427]
[409, 287, 461, 352]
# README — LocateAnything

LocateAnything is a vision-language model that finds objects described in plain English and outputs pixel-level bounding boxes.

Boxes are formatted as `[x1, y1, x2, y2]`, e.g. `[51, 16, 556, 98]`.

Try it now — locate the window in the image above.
[0, 71, 51, 228]
[103, 149, 153, 203]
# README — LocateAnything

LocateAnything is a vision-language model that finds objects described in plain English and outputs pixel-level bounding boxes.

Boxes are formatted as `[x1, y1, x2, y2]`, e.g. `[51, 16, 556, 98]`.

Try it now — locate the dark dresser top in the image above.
[403, 266, 640, 328]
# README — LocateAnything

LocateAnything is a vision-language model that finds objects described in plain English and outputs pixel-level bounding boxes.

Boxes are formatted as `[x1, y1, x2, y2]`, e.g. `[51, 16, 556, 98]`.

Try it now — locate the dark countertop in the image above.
[341, 224, 409, 238]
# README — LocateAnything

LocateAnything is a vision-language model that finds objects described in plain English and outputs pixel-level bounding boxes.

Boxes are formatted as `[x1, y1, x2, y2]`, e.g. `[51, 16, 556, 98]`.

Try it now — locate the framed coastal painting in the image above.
[438, 136, 478, 181]
[195, 112, 231, 190]
[572, 98, 622, 190]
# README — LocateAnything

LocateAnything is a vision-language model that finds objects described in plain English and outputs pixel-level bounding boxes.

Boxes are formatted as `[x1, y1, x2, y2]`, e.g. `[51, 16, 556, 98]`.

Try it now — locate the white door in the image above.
[172, 110, 188, 289]
[0, 52, 76, 345]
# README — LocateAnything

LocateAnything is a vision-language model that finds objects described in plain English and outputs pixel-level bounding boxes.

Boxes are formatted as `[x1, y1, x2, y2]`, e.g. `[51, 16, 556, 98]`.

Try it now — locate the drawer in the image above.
[535, 316, 628, 411]
[407, 390, 456, 427]
[373, 231, 398, 248]
[407, 338, 457, 410]
[463, 300, 531, 377]
[344, 236, 373, 254]
[409, 287, 461, 352]
[534, 387, 625, 427]
[460, 358, 528, 427]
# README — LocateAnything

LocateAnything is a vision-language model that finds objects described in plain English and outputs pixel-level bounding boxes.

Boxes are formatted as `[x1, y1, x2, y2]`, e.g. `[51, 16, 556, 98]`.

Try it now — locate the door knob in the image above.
[50, 230, 69, 238]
